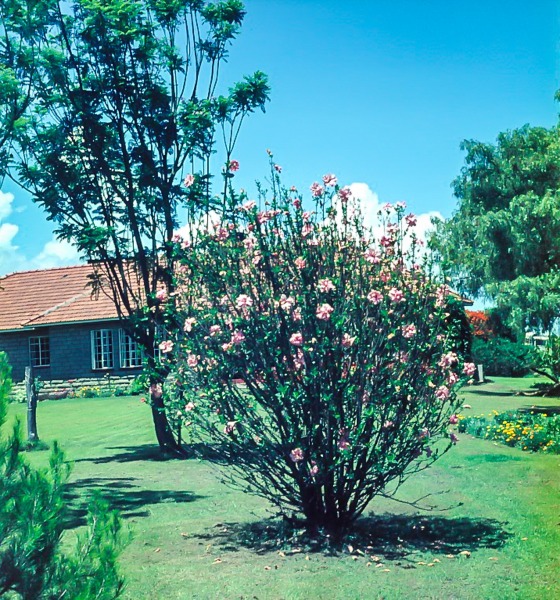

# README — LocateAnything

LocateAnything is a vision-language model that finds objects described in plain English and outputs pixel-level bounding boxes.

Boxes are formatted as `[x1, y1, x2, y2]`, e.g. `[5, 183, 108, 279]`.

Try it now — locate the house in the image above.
[0, 264, 142, 391]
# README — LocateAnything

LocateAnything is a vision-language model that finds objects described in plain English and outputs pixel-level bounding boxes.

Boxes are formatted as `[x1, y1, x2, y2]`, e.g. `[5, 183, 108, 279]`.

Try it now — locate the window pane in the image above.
[29, 336, 50, 367]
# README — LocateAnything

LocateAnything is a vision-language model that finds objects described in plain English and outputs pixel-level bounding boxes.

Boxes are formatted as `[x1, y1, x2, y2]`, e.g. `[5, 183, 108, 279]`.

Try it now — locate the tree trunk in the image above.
[25, 366, 39, 443]
[149, 381, 189, 457]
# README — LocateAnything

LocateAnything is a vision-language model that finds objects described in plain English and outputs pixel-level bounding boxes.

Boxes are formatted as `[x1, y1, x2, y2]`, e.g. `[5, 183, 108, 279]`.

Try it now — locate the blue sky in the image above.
[0, 0, 558, 274]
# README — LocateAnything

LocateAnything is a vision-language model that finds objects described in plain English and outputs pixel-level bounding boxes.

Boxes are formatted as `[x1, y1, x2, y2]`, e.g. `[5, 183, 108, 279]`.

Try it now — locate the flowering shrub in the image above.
[163, 160, 474, 534]
[459, 410, 560, 453]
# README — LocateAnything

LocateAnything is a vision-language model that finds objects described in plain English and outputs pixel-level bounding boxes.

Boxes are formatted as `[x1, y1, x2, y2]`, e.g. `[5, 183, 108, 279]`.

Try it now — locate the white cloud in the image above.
[0, 191, 14, 222]
[33, 237, 82, 269]
[347, 182, 443, 245]
[0, 189, 82, 275]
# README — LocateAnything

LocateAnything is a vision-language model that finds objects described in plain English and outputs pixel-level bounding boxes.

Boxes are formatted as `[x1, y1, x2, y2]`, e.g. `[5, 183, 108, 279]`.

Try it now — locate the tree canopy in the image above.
[433, 114, 560, 334]
[0, 0, 269, 453]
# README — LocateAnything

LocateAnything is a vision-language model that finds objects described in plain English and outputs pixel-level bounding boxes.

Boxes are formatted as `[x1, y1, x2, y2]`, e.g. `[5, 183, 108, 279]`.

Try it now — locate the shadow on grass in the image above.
[73, 442, 231, 464]
[195, 513, 511, 561]
[518, 404, 560, 415]
[466, 390, 519, 397]
[63, 476, 202, 528]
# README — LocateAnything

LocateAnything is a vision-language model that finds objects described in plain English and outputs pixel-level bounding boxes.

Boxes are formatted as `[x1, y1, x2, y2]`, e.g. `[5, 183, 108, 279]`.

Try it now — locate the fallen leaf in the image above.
[382, 568, 391, 572]
[305, 555, 310, 561]
[155, 548, 161, 553]
[489, 557, 499, 561]
[459, 551, 471, 557]
[375, 563, 384, 568]
[278, 551, 286, 557]
[212, 558, 222, 565]
[180, 533, 188, 538]
[427, 563, 435, 567]
[445, 554, 455, 559]
[352, 556, 358, 561]
[366, 562, 372, 567]
[347, 544, 354, 553]
[371, 555, 381, 562]
[417, 561, 426, 565]
[521, 537, 528, 541]
[264, 566, 271, 571]
[433, 559, 441, 563]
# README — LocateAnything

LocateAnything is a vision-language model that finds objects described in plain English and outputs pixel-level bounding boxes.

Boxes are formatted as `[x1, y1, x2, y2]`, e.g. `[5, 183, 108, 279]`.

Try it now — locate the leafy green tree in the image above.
[1, 0, 269, 454]
[433, 119, 560, 336]
[0, 352, 125, 599]
[164, 163, 474, 535]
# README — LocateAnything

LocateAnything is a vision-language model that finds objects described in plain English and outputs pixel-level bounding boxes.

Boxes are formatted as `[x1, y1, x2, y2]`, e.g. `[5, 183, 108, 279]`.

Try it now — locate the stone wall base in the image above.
[10, 374, 140, 402]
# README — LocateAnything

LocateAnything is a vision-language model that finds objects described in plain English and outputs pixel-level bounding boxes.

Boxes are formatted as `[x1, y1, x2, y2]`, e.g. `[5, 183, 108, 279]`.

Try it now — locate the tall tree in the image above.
[1, 0, 269, 454]
[433, 116, 560, 336]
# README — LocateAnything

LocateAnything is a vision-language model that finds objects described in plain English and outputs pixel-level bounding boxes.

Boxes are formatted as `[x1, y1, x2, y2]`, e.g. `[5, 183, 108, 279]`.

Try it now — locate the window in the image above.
[91, 329, 114, 369]
[119, 330, 142, 368]
[29, 336, 50, 367]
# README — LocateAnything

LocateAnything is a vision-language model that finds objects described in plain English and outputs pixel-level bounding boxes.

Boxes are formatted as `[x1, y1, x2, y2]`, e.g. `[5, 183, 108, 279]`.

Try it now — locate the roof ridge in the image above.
[22, 291, 89, 327]
[0, 262, 87, 280]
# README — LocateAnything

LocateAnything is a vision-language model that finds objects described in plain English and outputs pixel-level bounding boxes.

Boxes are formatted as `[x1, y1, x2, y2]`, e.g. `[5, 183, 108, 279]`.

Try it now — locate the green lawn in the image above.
[7, 376, 560, 600]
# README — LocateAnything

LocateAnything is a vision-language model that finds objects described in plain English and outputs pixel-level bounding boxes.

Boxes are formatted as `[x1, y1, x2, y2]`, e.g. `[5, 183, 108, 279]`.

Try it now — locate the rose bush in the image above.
[160, 159, 474, 534]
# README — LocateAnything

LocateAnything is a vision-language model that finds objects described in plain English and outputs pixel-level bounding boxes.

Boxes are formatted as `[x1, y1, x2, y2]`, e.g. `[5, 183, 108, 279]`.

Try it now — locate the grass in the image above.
[6, 376, 560, 600]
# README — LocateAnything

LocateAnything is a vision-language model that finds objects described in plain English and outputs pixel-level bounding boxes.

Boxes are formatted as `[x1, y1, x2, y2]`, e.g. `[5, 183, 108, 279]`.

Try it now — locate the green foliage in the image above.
[0, 351, 125, 598]
[471, 337, 536, 377]
[459, 409, 560, 453]
[164, 161, 474, 534]
[0, 0, 269, 451]
[433, 118, 560, 334]
[531, 335, 560, 385]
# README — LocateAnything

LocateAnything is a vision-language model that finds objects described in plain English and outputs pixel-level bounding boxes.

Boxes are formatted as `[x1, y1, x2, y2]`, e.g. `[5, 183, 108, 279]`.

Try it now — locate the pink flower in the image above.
[383, 420, 394, 430]
[447, 372, 459, 386]
[236, 294, 253, 309]
[402, 324, 417, 339]
[209, 325, 221, 337]
[187, 354, 199, 368]
[289, 332, 304, 346]
[449, 414, 459, 425]
[292, 307, 302, 321]
[158, 340, 173, 354]
[463, 362, 476, 376]
[364, 248, 381, 264]
[316, 303, 334, 321]
[295, 257, 306, 270]
[184, 317, 196, 333]
[290, 447, 304, 462]
[380, 235, 394, 248]
[228, 159, 240, 172]
[318, 278, 335, 293]
[293, 198, 302, 209]
[241, 200, 257, 211]
[221, 342, 233, 352]
[338, 187, 352, 202]
[418, 427, 430, 439]
[450, 433, 459, 444]
[183, 174, 195, 187]
[172, 233, 183, 244]
[405, 213, 417, 227]
[294, 349, 305, 370]
[310, 182, 324, 197]
[395, 201, 406, 210]
[338, 430, 351, 450]
[279, 294, 296, 311]
[367, 289, 383, 304]
[341, 333, 356, 348]
[301, 223, 313, 237]
[155, 288, 168, 302]
[439, 352, 458, 368]
[224, 421, 237, 434]
[435, 385, 450, 401]
[322, 173, 338, 187]
[309, 461, 319, 476]
[243, 235, 257, 250]
[185, 402, 196, 411]
[388, 288, 405, 303]
[231, 330, 245, 345]
[274, 164, 282, 173]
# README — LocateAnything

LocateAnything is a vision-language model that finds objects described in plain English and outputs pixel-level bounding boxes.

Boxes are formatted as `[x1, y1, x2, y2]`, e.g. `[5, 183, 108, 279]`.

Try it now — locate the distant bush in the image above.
[127, 374, 147, 396]
[471, 337, 536, 377]
[459, 409, 560, 453]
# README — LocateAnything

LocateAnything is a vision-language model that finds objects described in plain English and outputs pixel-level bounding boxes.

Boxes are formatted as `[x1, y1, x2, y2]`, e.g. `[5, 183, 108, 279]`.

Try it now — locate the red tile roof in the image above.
[0, 264, 120, 331]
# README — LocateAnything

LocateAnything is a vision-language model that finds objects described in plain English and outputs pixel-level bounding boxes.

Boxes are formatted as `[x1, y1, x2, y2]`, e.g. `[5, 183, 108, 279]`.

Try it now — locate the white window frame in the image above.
[29, 336, 50, 367]
[91, 329, 114, 370]
[119, 329, 142, 369]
